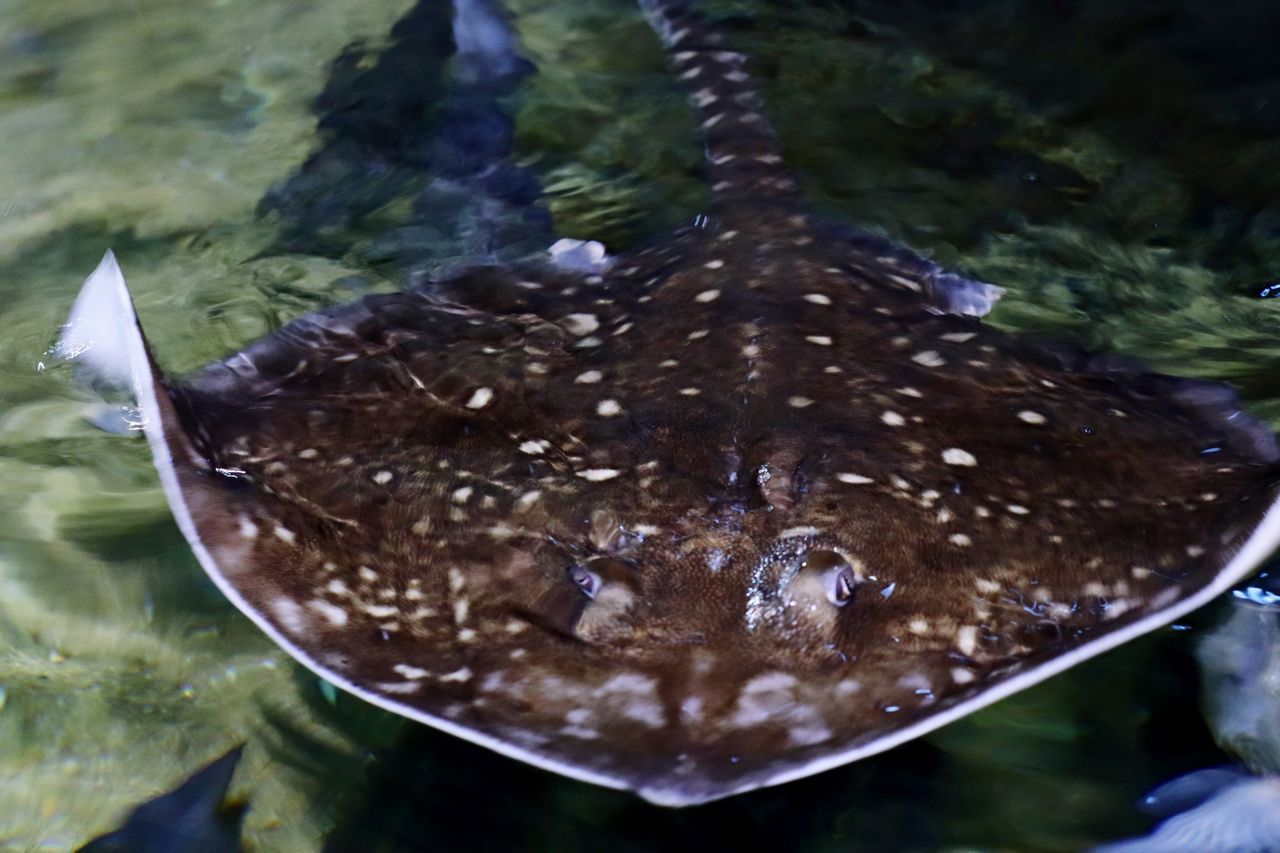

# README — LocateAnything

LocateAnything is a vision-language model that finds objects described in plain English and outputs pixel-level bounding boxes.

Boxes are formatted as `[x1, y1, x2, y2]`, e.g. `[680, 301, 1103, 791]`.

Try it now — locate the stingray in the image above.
[58, 0, 1280, 806]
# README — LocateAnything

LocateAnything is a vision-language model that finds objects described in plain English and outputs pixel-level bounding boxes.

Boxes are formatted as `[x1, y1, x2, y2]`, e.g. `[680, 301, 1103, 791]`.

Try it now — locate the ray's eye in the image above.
[569, 564, 601, 599]
[828, 567, 857, 606]
[802, 549, 861, 607]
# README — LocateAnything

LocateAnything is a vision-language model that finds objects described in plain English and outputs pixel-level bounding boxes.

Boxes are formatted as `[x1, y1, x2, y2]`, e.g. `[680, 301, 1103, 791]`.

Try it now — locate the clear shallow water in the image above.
[0, 0, 1277, 849]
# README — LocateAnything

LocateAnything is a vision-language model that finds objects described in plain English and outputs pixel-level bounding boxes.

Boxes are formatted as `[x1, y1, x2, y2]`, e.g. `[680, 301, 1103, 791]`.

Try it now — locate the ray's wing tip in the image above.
[636, 769, 793, 808]
[56, 249, 148, 389]
[927, 270, 1005, 317]
[637, 780, 727, 809]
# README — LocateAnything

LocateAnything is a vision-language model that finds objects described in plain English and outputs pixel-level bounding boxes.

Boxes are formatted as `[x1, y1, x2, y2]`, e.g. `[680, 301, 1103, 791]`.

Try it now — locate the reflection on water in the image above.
[0, 0, 1277, 848]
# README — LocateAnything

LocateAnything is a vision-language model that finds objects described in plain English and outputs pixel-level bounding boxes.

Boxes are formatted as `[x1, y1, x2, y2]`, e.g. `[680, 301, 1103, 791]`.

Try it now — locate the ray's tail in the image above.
[639, 0, 801, 207]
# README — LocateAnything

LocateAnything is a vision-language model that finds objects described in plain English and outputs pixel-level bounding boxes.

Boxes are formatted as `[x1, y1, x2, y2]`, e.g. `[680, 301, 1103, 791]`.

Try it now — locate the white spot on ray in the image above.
[593, 673, 664, 727]
[788, 396, 814, 409]
[1018, 410, 1047, 425]
[912, 350, 946, 367]
[942, 448, 977, 466]
[577, 468, 622, 482]
[805, 335, 833, 346]
[273, 524, 297, 544]
[439, 667, 473, 683]
[680, 696, 704, 724]
[575, 370, 603, 384]
[373, 470, 394, 485]
[837, 473, 874, 484]
[394, 664, 429, 680]
[881, 411, 906, 427]
[309, 599, 349, 626]
[270, 597, 305, 635]
[561, 313, 600, 336]
[377, 681, 421, 695]
[519, 439, 549, 455]
[453, 595, 470, 625]
[695, 288, 721, 301]
[465, 387, 493, 409]
[597, 399, 623, 417]
[692, 88, 717, 107]
[804, 293, 832, 305]
[732, 673, 798, 726]
[729, 672, 831, 745]
[887, 273, 922, 292]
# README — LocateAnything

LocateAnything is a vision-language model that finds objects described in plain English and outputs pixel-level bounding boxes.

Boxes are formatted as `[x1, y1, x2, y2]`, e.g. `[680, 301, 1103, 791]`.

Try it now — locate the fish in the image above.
[1095, 771, 1280, 853]
[78, 745, 246, 853]
[57, 0, 1280, 807]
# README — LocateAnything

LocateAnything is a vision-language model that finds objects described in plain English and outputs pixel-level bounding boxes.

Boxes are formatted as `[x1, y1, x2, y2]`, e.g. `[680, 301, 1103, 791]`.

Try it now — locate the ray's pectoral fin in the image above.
[59, 251, 202, 464]
[57, 252, 248, 569]
[58, 252, 158, 394]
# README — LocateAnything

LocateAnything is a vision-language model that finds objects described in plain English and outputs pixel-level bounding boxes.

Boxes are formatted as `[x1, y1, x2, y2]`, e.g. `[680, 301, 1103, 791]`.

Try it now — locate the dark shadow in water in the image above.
[801, 0, 1280, 292]
[321, 725, 945, 853]
[257, 0, 552, 275]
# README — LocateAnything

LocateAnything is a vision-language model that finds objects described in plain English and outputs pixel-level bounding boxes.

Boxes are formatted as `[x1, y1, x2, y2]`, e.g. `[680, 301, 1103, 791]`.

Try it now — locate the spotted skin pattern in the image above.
[83, 0, 1280, 805]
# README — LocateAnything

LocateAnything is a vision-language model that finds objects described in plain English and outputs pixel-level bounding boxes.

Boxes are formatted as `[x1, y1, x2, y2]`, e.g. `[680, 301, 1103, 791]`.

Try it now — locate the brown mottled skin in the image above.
[132, 0, 1278, 804]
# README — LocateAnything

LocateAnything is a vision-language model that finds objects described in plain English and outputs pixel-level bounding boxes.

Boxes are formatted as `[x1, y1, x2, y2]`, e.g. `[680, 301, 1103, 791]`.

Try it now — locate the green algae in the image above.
[0, 0, 413, 847]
